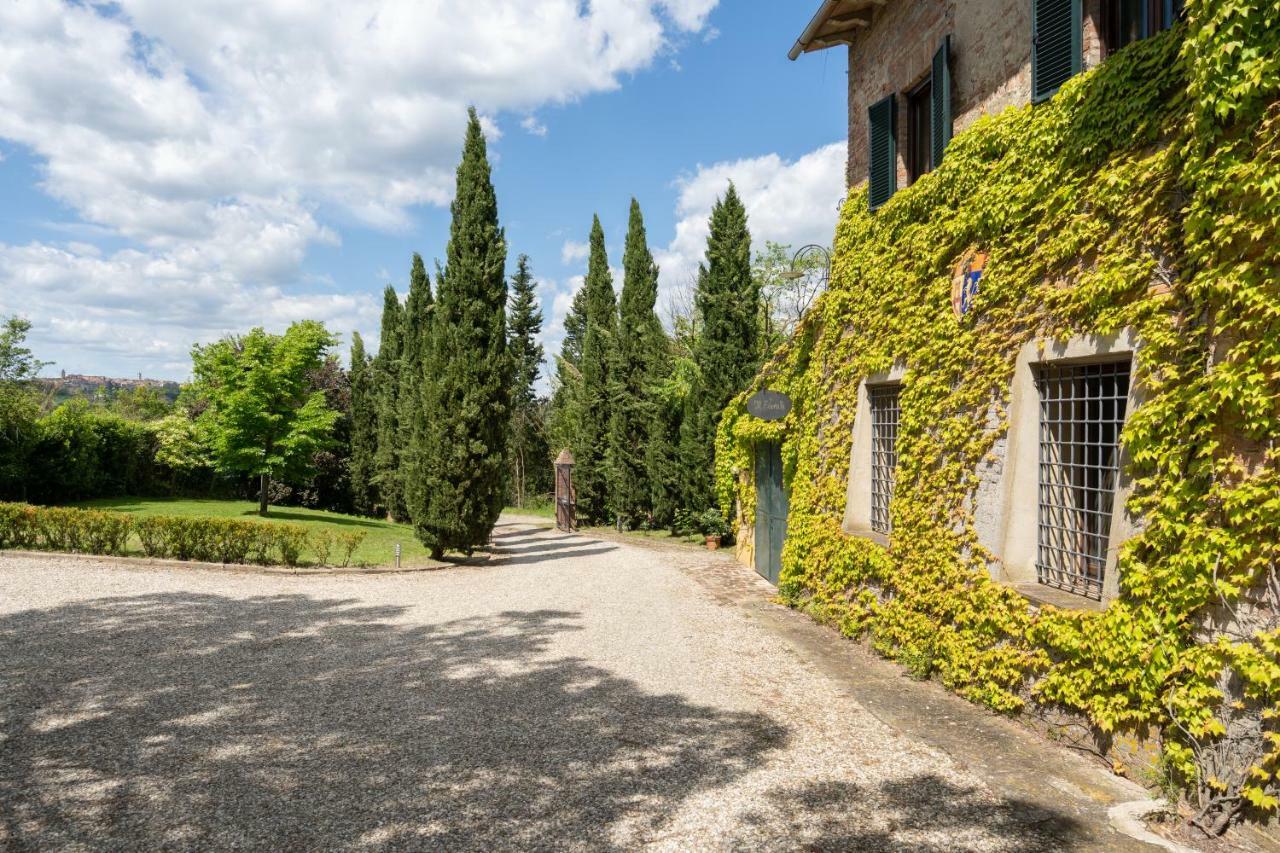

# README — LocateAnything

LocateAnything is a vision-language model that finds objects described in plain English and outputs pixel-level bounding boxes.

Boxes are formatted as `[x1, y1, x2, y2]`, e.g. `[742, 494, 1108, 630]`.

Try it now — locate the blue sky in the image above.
[0, 1, 847, 384]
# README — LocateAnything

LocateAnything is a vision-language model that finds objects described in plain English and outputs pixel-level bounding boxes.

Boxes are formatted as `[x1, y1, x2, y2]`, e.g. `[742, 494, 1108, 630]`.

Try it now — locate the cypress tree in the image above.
[508, 254, 548, 507]
[679, 183, 757, 512]
[609, 199, 664, 527]
[411, 108, 510, 557]
[397, 252, 433, 513]
[371, 285, 404, 518]
[347, 331, 378, 516]
[546, 285, 587, 461]
[573, 215, 618, 524]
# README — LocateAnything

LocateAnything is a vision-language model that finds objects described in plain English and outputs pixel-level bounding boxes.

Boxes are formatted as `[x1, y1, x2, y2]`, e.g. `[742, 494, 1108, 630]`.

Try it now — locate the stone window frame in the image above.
[975, 330, 1143, 610]
[842, 362, 908, 546]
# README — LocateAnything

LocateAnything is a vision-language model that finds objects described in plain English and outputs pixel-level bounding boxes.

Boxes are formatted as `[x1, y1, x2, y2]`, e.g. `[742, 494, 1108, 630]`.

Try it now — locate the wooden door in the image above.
[754, 442, 787, 585]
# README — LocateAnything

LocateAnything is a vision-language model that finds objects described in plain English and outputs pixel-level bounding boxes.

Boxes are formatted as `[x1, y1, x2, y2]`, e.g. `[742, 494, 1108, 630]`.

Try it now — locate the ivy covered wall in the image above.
[717, 1, 1280, 832]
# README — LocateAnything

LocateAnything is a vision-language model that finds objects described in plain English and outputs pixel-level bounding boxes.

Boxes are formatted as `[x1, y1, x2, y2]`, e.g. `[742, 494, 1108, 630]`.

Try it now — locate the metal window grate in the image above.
[869, 385, 901, 534]
[1035, 360, 1130, 599]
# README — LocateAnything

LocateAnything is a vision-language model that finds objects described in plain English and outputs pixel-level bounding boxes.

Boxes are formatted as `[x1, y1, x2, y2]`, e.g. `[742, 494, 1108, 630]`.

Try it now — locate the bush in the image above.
[81, 510, 131, 555]
[0, 502, 330, 568]
[274, 524, 309, 567]
[135, 515, 171, 557]
[697, 508, 732, 539]
[210, 519, 256, 564]
[0, 502, 39, 548]
[311, 528, 334, 566]
[337, 531, 365, 567]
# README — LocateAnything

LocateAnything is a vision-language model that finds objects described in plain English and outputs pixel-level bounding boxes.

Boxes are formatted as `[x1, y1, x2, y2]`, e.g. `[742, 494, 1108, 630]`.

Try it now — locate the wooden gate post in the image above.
[554, 449, 577, 532]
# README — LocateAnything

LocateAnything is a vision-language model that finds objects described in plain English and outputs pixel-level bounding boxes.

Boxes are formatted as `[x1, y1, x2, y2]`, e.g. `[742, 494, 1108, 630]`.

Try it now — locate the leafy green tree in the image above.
[507, 254, 549, 507]
[0, 317, 45, 501]
[190, 321, 340, 515]
[679, 183, 757, 512]
[347, 331, 379, 516]
[110, 385, 172, 421]
[572, 215, 618, 524]
[609, 199, 665, 527]
[409, 108, 510, 557]
[372, 285, 404, 518]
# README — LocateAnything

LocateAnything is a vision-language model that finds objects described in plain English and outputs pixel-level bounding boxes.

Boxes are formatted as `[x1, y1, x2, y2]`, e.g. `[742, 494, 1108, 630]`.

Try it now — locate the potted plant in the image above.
[699, 508, 731, 551]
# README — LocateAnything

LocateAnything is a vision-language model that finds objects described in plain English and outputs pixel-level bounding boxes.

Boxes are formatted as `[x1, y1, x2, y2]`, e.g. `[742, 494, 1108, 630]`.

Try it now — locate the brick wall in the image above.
[845, 0, 1036, 188]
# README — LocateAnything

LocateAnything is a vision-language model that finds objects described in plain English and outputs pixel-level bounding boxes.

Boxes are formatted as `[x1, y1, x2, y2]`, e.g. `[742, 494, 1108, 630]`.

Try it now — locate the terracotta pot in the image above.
[705, 535, 722, 551]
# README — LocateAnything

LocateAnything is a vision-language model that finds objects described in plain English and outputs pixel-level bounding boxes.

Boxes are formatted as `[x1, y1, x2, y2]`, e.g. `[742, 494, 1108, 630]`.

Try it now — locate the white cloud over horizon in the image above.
[654, 141, 846, 316]
[0, 0, 719, 377]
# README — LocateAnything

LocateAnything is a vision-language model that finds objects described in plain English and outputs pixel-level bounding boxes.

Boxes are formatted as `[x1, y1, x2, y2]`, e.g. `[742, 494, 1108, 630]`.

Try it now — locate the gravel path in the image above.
[1, 520, 1151, 851]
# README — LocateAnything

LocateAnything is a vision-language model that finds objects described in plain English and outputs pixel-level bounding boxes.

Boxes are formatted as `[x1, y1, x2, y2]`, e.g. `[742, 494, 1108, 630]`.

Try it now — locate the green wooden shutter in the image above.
[1032, 0, 1082, 103]
[867, 94, 897, 211]
[931, 36, 952, 168]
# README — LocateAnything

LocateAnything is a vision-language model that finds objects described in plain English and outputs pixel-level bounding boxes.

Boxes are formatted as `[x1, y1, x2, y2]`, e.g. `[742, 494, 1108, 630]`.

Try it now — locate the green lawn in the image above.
[75, 497, 432, 567]
[502, 497, 555, 519]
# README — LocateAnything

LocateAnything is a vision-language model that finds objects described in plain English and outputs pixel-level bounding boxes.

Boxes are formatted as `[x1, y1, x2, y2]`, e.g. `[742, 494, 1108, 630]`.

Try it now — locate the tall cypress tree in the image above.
[371, 285, 404, 518]
[347, 331, 378, 516]
[397, 252, 433, 513]
[573, 215, 618, 524]
[410, 108, 510, 557]
[609, 199, 664, 527]
[507, 254, 548, 507]
[679, 183, 757, 512]
[546, 285, 587, 460]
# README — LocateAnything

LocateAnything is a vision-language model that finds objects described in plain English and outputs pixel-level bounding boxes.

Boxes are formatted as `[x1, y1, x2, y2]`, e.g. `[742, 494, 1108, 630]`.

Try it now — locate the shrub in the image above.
[337, 531, 365, 567]
[167, 517, 211, 561]
[135, 516, 171, 557]
[249, 525, 277, 565]
[311, 528, 334, 566]
[0, 502, 39, 548]
[210, 519, 256, 564]
[274, 524, 309, 567]
[697, 508, 732, 539]
[81, 510, 131, 555]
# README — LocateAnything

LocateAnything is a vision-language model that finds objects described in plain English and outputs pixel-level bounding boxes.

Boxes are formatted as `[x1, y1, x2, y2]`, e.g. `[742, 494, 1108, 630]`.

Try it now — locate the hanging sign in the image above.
[746, 389, 792, 421]
[951, 248, 988, 318]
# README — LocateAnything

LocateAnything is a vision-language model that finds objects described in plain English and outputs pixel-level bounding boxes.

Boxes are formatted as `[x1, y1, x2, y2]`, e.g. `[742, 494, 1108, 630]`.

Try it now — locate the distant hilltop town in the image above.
[37, 372, 183, 406]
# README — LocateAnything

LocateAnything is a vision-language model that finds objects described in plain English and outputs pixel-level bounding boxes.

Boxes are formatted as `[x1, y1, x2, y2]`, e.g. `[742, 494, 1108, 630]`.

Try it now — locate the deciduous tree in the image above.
[190, 321, 340, 515]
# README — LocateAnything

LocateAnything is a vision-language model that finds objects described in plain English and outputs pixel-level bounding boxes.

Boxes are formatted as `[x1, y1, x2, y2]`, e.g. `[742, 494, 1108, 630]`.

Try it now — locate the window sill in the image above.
[1013, 582, 1107, 613]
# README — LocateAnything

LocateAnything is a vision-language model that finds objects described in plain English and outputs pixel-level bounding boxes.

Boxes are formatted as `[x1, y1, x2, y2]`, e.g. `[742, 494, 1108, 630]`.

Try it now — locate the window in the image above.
[907, 80, 933, 184]
[869, 385, 901, 534]
[867, 94, 897, 210]
[1035, 360, 1130, 599]
[1032, 0, 1082, 102]
[1101, 0, 1182, 55]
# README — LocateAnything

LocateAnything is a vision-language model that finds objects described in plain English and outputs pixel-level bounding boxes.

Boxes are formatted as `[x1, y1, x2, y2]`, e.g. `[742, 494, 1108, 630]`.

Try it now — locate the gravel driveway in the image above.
[0, 519, 1155, 851]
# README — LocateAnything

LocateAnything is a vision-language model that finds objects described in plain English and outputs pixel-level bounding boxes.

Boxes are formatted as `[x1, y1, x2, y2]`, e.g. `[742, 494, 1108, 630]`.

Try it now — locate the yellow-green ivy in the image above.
[718, 1, 1279, 829]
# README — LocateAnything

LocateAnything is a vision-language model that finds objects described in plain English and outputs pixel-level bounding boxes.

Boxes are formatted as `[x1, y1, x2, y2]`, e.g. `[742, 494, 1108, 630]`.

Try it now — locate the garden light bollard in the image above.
[395, 543, 401, 569]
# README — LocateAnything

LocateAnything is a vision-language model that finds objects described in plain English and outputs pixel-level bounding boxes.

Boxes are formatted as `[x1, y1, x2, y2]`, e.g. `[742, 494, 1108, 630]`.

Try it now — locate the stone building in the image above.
[763, 0, 1184, 609]
[722, 1, 1280, 834]
[792, 0, 1183, 199]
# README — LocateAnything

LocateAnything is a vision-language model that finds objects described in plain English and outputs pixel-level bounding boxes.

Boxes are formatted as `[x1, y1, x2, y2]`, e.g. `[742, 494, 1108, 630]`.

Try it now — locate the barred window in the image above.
[869, 385, 901, 534]
[1035, 360, 1130, 599]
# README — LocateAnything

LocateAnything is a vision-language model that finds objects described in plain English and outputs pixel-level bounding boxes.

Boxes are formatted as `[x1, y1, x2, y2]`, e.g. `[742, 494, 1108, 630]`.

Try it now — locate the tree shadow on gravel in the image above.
[0, 594, 785, 850]
[488, 529, 619, 566]
[731, 776, 1087, 851]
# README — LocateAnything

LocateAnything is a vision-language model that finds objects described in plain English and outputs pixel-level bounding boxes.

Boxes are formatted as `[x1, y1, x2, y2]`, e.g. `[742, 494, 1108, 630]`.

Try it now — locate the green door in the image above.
[754, 442, 787, 585]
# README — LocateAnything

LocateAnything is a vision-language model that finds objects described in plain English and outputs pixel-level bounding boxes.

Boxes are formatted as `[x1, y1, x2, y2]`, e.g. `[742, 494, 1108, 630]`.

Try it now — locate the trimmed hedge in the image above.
[0, 502, 366, 567]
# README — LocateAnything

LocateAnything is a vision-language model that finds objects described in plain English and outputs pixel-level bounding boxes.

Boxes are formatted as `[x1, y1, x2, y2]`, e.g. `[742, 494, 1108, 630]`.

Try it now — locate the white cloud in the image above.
[656, 142, 846, 313]
[560, 240, 589, 264]
[0, 0, 718, 377]
[520, 116, 548, 137]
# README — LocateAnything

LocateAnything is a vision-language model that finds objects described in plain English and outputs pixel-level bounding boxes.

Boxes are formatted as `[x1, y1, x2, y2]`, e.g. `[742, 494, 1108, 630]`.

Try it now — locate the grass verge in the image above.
[75, 497, 430, 567]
